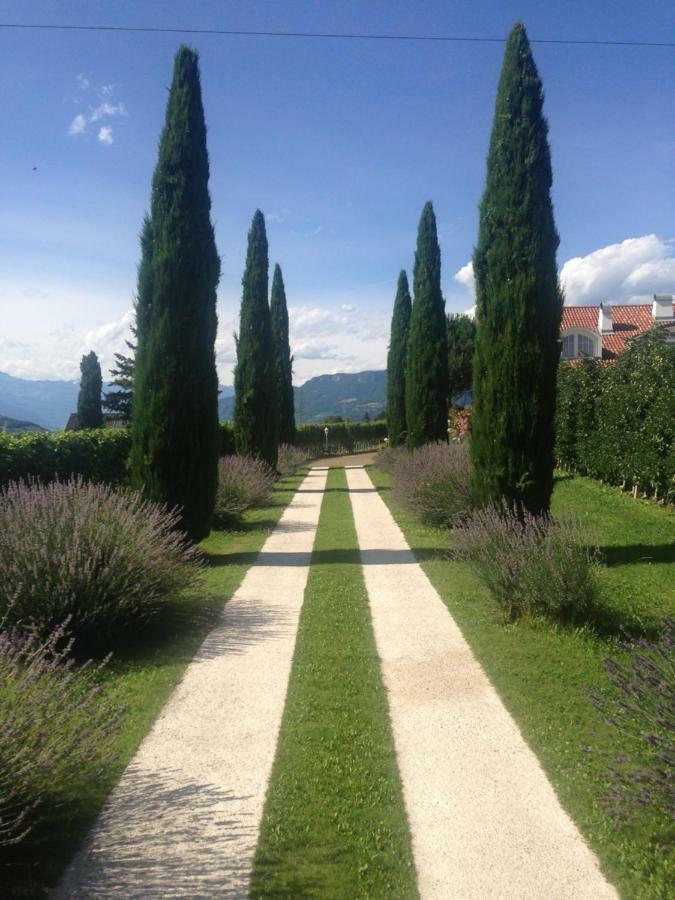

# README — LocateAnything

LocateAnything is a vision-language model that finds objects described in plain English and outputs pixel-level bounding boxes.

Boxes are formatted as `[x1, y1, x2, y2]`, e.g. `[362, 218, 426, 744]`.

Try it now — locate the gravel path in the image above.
[54, 468, 328, 899]
[346, 465, 618, 900]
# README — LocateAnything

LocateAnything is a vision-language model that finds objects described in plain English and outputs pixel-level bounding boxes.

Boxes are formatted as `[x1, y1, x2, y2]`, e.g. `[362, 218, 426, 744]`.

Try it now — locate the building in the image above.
[64, 412, 128, 431]
[560, 293, 674, 362]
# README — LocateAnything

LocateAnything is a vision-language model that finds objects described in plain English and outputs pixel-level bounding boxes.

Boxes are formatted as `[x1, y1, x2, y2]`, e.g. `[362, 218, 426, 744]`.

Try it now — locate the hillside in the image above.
[0, 414, 47, 434]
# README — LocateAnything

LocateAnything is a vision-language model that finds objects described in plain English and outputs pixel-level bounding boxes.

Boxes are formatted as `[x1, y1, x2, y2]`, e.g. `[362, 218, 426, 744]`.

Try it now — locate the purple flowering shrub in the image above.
[0, 621, 125, 846]
[451, 504, 601, 622]
[0, 478, 203, 639]
[589, 619, 674, 823]
[277, 444, 310, 477]
[215, 455, 276, 519]
[391, 441, 473, 527]
[374, 445, 405, 474]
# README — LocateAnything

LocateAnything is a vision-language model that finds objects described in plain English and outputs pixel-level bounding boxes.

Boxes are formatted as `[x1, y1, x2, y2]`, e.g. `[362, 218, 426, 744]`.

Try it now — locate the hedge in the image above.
[294, 421, 387, 454]
[0, 429, 132, 488]
[555, 329, 675, 502]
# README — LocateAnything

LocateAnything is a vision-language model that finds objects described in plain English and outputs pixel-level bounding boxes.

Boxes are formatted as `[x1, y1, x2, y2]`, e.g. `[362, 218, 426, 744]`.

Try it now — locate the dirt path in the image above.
[54, 468, 328, 899]
[346, 465, 618, 900]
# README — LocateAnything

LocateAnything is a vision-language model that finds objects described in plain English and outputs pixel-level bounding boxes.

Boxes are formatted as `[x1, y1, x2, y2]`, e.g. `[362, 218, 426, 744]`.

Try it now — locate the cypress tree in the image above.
[77, 350, 103, 429]
[270, 263, 296, 446]
[446, 313, 476, 400]
[405, 202, 448, 448]
[471, 23, 563, 516]
[234, 211, 278, 467]
[386, 270, 411, 445]
[130, 46, 220, 541]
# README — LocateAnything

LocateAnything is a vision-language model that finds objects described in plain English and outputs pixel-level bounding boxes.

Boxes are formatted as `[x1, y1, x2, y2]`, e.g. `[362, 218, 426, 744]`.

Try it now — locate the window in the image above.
[561, 332, 597, 360]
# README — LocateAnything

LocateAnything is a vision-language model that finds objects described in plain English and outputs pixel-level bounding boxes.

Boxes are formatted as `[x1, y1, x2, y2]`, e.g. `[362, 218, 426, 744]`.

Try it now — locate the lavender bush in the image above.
[589, 618, 674, 824]
[391, 441, 473, 528]
[451, 504, 600, 622]
[0, 478, 202, 639]
[374, 444, 405, 474]
[277, 444, 310, 477]
[0, 621, 125, 846]
[215, 455, 276, 519]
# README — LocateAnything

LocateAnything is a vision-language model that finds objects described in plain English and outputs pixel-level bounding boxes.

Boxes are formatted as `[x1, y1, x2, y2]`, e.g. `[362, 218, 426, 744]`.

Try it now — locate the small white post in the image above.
[324, 426, 329, 452]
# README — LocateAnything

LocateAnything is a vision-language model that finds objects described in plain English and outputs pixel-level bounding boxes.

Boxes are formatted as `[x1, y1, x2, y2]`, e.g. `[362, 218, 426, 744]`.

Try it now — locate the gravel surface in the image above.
[53, 468, 328, 899]
[346, 465, 618, 900]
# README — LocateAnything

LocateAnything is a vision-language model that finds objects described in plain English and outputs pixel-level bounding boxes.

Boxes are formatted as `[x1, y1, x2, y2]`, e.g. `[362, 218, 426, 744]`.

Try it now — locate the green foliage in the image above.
[130, 46, 220, 542]
[405, 203, 448, 448]
[556, 329, 675, 501]
[219, 421, 236, 456]
[386, 270, 412, 446]
[446, 313, 476, 399]
[471, 23, 563, 516]
[294, 421, 387, 453]
[77, 351, 103, 429]
[270, 264, 296, 446]
[234, 211, 278, 468]
[0, 428, 131, 487]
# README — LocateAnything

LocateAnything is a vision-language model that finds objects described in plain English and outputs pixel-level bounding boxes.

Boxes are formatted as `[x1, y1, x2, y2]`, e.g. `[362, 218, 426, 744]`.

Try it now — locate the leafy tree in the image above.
[234, 211, 278, 468]
[405, 202, 448, 448]
[77, 351, 103, 429]
[130, 46, 220, 541]
[270, 263, 296, 445]
[103, 330, 136, 422]
[471, 23, 563, 516]
[446, 314, 476, 400]
[386, 270, 412, 445]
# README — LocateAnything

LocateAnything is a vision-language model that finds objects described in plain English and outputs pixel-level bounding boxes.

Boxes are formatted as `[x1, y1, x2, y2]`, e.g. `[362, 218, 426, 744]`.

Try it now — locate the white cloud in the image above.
[266, 208, 290, 224]
[90, 101, 126, 122]
[97, 126, 113, 146]
[77, 73, 90, 91]
[453, 260, 475, 298]
[340, 304, 356, 312]
[68, 114, 86, 136]
[560, 235, 675, 305]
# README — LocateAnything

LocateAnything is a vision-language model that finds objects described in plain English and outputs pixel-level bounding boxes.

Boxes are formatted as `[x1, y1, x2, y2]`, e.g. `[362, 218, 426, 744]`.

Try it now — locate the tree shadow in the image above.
[599, 543, 675, 567]
[208, 547, 443, 568]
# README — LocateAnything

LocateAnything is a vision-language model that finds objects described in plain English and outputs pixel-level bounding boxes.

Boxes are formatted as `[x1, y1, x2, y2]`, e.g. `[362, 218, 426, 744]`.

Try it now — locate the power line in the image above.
[0, 21, 673, 48]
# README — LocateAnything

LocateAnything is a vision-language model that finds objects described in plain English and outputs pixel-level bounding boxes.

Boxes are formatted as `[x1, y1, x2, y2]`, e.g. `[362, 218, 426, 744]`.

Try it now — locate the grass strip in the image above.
[369, 466, 674, 900]
[251, 467, 418, 899]
[4, 473, 305, 899]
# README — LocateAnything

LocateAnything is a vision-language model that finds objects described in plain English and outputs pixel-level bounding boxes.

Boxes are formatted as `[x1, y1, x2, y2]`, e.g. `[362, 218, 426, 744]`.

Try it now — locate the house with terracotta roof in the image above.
[560, 293, 674, 362]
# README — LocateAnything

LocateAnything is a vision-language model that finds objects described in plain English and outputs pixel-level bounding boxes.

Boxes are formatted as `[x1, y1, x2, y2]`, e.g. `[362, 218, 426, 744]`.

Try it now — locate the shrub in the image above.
[0, 478, 202, 640]
[391, 441, 473, 527]
[277, 444, 310, 477]
[215, 455, 276, 519]
[451, 504, 600, 622]
[374, 444, 405, 474]
[0, 428, 131, 489]
[589, 618, 674, 824]
[0, 622, 125, 846]
[295, 421, 387, 455]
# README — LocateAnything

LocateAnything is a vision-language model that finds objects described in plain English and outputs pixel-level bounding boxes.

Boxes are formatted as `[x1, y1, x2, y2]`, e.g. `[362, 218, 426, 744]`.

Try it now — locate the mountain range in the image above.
[0, 370, 386, 431]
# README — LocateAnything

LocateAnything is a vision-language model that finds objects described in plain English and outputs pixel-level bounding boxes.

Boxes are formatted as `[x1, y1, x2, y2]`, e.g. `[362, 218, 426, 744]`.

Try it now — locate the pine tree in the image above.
[103, 330, 136, 422]
[386, 270, 411, 445]
[234, 211, 278, 467]
[270, 263, 296, 445]
[446, 313, 476, 400]
[77, 350, 103, 429]
[471, 23, 563, 516]
[130, 46, 220, 541]
[405, 203, 448, 448]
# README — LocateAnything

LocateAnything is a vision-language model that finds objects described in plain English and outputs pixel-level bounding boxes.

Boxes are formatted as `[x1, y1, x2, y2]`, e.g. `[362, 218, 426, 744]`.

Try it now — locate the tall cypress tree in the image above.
[405, 202, 448, 449]
[234, 211, 278, 467]
[130, 46, 220, 541]
[471, 23, 563, 516]
[270, 263, 296, 446]
[386, 270, 411, 446]
[77, 351, 103, 429]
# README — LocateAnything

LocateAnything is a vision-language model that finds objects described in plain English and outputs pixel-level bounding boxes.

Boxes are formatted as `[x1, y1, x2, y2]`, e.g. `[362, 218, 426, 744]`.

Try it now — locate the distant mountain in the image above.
[0, 414, 47, 434]
[218, 370, 387, 423]
[0, 371, 236, 431]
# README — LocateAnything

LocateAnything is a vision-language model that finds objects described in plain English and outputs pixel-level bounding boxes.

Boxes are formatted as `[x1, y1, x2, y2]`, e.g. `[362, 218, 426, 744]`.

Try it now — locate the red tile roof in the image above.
[561, 302, 674, 361]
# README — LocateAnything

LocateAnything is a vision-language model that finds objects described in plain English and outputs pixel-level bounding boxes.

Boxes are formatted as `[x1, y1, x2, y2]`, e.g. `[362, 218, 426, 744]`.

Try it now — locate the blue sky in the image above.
[0, 0, 673, 384]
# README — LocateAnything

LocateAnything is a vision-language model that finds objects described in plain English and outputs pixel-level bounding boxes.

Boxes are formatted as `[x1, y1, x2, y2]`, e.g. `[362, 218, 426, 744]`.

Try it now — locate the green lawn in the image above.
[251, 467, 418, 899]
[369, 467, 674, 900]
[3, 473, 304, 899]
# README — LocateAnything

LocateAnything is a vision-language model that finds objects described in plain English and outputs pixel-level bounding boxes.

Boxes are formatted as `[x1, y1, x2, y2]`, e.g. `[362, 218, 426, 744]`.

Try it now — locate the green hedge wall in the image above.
[555, 329, 675, 502]
[0, 428, 132, 488]
[294, 421, 387, 453]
